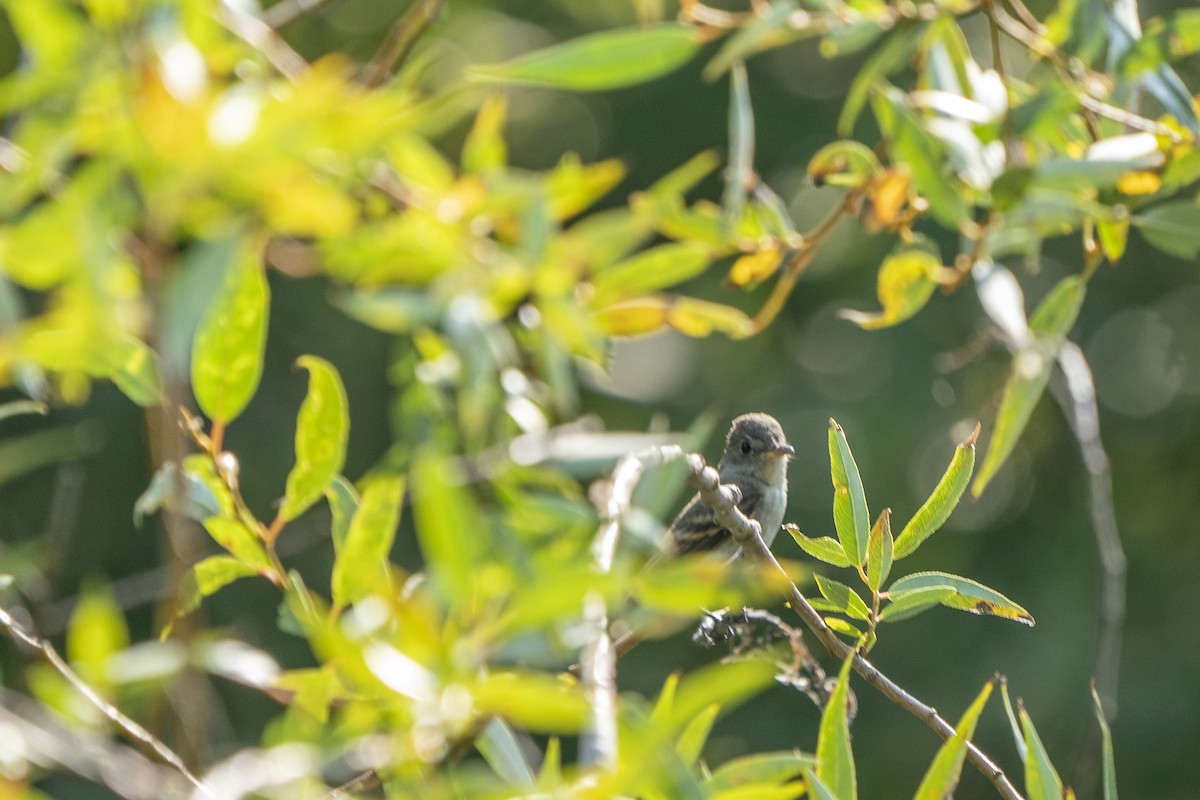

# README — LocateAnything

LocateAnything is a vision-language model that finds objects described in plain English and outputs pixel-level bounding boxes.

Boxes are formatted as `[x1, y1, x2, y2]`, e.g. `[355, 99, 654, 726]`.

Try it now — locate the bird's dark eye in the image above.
[740, 439, 752, 454]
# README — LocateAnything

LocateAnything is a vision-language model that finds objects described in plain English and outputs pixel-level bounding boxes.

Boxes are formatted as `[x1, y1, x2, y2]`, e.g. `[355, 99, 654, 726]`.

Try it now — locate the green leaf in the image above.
[804, 769, 841, 800]
[471, 671, 590, 733]
[866, 509, 893, 592]
[331, 476, 405, 607]
[786, 525, 852, 567]
[666, 297, 755, 339]
[888, 571, 1035, 625]
[841, 244, 943, 330]
[325, 476, 360, 554]
[815, 575, 871, 621]
[462, 94, 507, 174]
[879, 585, 956, 623]
[1092, 684, 1119, 800]
[592, 242, 713, 304]
[894, 424, 978, 558]
[708, 751, 817, 793]
[274, 667, 341, 724]
[912, 680, 994, 800]
[677, 704, 720, 765]
[134, 461, 223, 526]
[829, 419, 870, 566]
[178, 556, 259, 616]
[0, 399, 47, 422]
[476, 718, 537, 789]
[1000, 680, 1027, 762]
[808, 140, 881, 189]
[704, 0, 799, 80]
[822, 616, 864, 638]
[469, 24, 701, 91]
[68, 583, 128, 688]
[412, 446, 489, 604]
[95, 335, 162, 407]
[839, 22, 926, 135]
[1021, 707, 1064, 800]
[974, 277, 1085, 496]
[202, 517, 273, 572]
[278, 356, 349, 523]
[816, 652, 857, 800]
[190, 239, 269, 425]
[722, 62, 754, 226]
[1134, 200, 1200, 260]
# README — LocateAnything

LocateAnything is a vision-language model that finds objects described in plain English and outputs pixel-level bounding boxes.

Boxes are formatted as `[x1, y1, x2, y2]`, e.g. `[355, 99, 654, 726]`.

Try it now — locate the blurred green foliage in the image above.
[0, 0, 1199, 797]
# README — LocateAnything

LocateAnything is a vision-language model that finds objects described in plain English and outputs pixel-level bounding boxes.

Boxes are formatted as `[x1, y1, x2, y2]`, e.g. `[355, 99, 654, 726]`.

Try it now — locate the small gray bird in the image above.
[613, 413, 793, 658]
[658, 412, 794, 561]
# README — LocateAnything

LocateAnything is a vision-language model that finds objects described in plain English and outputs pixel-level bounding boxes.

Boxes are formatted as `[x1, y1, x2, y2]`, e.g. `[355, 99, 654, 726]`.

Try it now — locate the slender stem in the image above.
[0, 606, 214, 797]
[263, 0, 335, 29]
[361, 0, 446, 89]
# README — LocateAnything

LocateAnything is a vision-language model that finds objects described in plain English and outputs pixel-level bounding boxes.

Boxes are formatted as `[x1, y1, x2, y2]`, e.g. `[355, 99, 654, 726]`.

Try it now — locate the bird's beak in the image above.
[769, 444, 795, 457]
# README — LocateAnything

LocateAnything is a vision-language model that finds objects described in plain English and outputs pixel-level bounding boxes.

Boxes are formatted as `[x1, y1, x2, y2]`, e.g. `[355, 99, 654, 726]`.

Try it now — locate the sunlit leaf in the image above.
[1134, 200, 1200, 260]
[546, 154, 626, 220]
[879, 585, 956, 623]
[894, 423, 978, 558]
[786, 525, 852, 567]
[331, 476, 405, 607]
[95, 335, 162, 407]
[888, 571, 1034, 625]
[274, 667, 341, 723]
[808, 140, 881, 189]
[471, 671, 590, 733]
[841, 244, 943, 330]
[1096, 215, 1130, 263]
[178, 556, 259, 616]
[462, 94, 507, 174]
[325, 476, 360, 554]
[67, 583, 128, 689]
[594, 297, 670, 336]
[912, 680, 994, 800]
[829, 419, 869, 566]
[666, 297, 755, 339]
[278, 356, 349, 523]
[804, 769, 841, 800]
[203, 517, 273, 572]
[839, 23, 926, 135]
[1021, 707, 1064, 800]
[0, 399, 47, 422]
[866, 509, 893, 592]
[862, 166, 916, 231]
[477, 718, 537, 789]
[704, 0, 799, 80]
[708, 750, 817, 793]
[592, 243, 712, 304]
[726, 247, 783, 289]
[190, 238, 268, 425]
[470, 24, 701, 91]
[411, 447, 486, 604]
[816, 652, 857, 800]
[677, 704, 720, 765]
[815, 574, 871, 621]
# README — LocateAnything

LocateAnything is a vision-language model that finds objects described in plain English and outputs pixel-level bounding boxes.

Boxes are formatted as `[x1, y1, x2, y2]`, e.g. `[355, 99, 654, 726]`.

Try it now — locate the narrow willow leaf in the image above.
[707, 750, 817, 793]
[839, 23, 926, 135]
[1021, 707, 1064, 800]
[666, 297, 755, 339]
[841, 245, 942, 330]
[179, 556, 258, 616]
[202, 517, 273, 572]
[786, 525, 852, 567]
[894, 424, 978, 558]
[469, 24, 701, 91]
[878, 585, 955, 622]
[331, 476, 405, 607]
[594, 296, 670, 336]
[477, 718, 537, 789]
[0, 399, 47, 421]
[325, 476, 360, 554]
[829, 419, 870, 566]
[646, 150, 723, 199]
[1000, 680, 1027, 762]
[412, 447, 486, 603]
[471, 671, 590, 733]
[537, 737, 562, 789]
[808, 140, 880, 188]
[1092, 684, 1119, 800]
[723, 62, 754, 226]
[824, 617, 863, 638]
[974, 277, 1085, 496]
[279, 356, 349, 522]
[704, 0, 798, 80]
[677, 704, 720, 765]
[97, 335, 162, 407]
[191, 239, 268, 424]
[462, 94, 507, 174]
[866, 509, 893, 592]
[816, 652, 857, 800]
[815, 574, 871, 621]
[888, 571, 1034, 625]
[805, 768, 841, 800]
[1134, 200, 1200, 259]
[912, 680, 994, 800]
[592, 242, 712, 304]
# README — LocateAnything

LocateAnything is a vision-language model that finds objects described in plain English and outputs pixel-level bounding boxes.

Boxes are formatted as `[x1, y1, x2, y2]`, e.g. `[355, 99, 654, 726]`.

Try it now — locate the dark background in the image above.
[2, 1, 1198, 797]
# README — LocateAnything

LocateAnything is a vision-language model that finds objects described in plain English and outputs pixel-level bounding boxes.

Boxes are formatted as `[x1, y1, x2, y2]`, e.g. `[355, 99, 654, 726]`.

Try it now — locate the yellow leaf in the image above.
[726, 247, 783, 288]
[1116, 170, 1162, 195]
[594, 297, 669, 336]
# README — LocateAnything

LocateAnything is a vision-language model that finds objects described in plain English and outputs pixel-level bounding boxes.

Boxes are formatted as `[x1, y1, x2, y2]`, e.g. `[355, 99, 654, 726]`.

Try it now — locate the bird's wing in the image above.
[665, 484, 763, 556]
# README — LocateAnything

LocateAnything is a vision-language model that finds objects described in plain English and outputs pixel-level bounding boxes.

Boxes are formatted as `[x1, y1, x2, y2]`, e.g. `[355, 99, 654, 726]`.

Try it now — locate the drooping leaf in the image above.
[878, 585, 956, 623]
[912, 680, 994, 800]
[707, 750, 817, 793]
[469, 24, 701, 91]
[331, 476, 405, 607]
[829, 419, 870, 566]
[894, 423, 978, 558]
[190, 238, 269, 425]
[278, 356, 349, 523]
[888, 571, 1034, 625]
[786, 525, 852, 567]
[723, 62, 754, 226]
[815, 652, 857, 800]
[808, 140, 881, 189]
[841, 243, 943, 330]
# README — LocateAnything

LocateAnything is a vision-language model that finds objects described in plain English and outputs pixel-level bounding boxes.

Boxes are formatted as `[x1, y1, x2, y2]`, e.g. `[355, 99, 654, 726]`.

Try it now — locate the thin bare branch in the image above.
[263, 0, 335, 29]
[216, 2, 308, 82]
[361, 0, 446, 89]
[0, 605, 214, 797]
